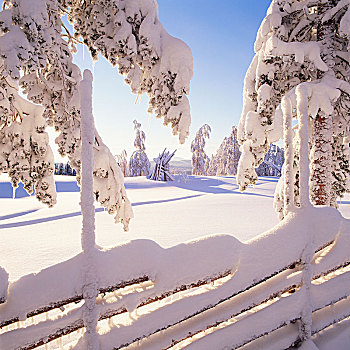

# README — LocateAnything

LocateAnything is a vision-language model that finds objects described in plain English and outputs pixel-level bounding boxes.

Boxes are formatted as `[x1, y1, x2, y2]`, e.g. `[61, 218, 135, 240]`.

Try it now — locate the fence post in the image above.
[79, 69, 99, 349]
[296, 84, 313, 344]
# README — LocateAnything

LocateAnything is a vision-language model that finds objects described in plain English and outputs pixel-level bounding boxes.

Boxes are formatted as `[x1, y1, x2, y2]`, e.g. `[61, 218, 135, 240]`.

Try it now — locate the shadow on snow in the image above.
[0, 195, 202, 229]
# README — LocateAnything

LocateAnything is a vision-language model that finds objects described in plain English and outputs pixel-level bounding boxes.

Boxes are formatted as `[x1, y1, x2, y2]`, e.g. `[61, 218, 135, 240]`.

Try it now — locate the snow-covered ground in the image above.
[0, 174, 281, 281]
[0, 173, 349, 282]
[0, 174, 349, 349]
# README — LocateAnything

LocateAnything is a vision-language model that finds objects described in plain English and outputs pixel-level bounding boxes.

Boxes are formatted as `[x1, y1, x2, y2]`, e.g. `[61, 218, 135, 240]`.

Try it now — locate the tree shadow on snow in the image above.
[132, 194, 202, 206]
[0, 181, 80, 199]
[172, 176, 239, 194]
[0, 195, 202, 229]
[0, 209, 40, 221]
[172, 176, 274, 199]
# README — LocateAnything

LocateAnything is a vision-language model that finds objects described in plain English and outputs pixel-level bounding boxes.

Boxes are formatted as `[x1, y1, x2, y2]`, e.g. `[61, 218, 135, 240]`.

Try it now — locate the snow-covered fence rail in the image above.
[0, 208, 349, 349]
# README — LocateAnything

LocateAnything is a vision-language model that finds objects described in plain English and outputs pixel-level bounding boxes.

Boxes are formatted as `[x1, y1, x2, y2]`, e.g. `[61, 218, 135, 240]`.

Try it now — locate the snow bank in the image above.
[0, 235, 241, 328]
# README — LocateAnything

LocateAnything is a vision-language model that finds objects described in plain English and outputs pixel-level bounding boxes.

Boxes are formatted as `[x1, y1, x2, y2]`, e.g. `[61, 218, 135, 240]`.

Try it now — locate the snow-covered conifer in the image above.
[191, 124, 211, 176]
[256, 143, 284, 176]
[116, 149, 129, 177]
[208, 146, 224, 176]
[331, 135, 350, 207]
[215, 138, 229, 176]
[129, 120, 150, 176]
[0, 0, 192, 229]
[55, 162, 75, 175]
[208, 126, 241, 176]
[238, 1, 350, 217]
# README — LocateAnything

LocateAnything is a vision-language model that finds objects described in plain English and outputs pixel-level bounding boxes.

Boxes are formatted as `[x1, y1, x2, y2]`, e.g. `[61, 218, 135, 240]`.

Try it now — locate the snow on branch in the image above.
[67, 0, 193, 144]
[0, 82, 56, 206]
[0, 0, 193, 227]
[265, 36, 329, 72]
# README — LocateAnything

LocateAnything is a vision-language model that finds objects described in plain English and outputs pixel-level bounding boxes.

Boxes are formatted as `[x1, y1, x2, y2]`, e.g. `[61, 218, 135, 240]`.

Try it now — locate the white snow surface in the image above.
[0, 174, 349, 349]
[0, 173, 349, 281]
[0, 174, 287, 281]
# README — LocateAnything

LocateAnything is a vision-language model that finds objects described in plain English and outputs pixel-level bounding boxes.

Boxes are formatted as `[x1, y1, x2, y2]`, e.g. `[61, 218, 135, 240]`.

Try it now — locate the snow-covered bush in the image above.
[237, 0, 350, 217]
[0, 0, 193, 229]
[208, 126, 241, 176]
[191, 124, 211, 176]
[129, 120, 150, 176]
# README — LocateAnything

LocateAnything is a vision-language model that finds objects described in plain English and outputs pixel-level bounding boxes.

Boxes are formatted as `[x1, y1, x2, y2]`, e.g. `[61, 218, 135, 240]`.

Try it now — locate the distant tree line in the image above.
[191, 124, 284, 177]
[54, 163, 76, 176]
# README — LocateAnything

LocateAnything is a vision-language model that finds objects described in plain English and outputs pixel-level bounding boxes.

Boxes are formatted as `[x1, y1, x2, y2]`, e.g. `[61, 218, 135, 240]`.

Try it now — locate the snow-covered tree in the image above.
[0, 0, 193, 229]
[208, 126, 241, 176]
[129, 120, 150, 176]
[256, 143, 284, 177]
[191, 124, 211, 175]
[237, 1, 350, 218]
[208, 140, 225, 176]
[115, 149, 129, 177]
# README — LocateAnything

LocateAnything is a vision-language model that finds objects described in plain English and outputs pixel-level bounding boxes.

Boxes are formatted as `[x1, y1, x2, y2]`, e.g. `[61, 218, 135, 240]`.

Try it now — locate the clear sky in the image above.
[56, 1, 272, 161]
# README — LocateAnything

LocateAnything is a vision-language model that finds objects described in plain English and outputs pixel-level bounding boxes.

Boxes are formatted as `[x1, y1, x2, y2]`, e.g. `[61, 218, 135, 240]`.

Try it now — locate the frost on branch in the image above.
[237, 0, 350, 212]
[66, 0, 193, 144]
[191, 124, 211, 176]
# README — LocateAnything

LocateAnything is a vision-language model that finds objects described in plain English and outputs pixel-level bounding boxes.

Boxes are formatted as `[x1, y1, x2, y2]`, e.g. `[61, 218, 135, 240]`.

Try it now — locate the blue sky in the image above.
[57, 1, 272, 161]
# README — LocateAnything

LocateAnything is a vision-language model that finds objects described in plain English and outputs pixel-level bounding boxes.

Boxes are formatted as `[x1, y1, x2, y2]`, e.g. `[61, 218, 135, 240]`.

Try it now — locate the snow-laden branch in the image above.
[0, 0, 192, 229]
[66, 0, 193, 144]
[265, 36, 329, 72]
